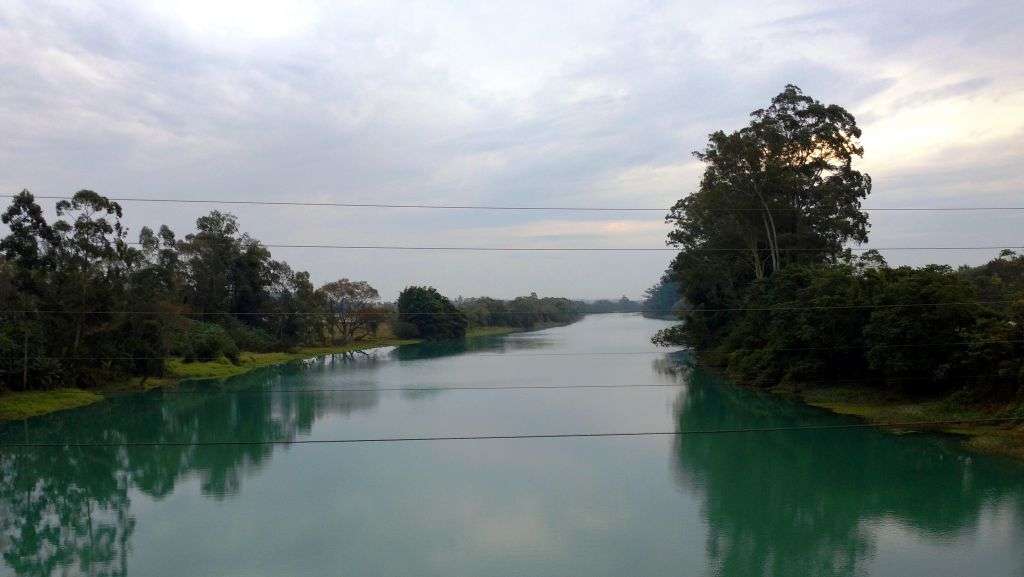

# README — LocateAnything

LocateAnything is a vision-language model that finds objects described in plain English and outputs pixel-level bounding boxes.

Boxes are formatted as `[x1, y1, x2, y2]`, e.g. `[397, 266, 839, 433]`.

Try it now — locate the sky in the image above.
[1, 0, 1022, 300]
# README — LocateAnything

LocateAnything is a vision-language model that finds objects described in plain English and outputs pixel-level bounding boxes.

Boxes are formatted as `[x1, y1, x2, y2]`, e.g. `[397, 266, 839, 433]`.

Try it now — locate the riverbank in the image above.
[0, 325, 528, 421]
[785, 385, 1024, 461]
[677, 353, 1024, 461]
[141, 324, 524, 382]
[0, 389, 104, 421]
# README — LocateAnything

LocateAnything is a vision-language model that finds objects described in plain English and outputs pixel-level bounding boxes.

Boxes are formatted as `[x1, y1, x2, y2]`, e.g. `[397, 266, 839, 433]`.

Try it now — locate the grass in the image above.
[162, 327, 520, 381]
[0, 388, 103, 420]
[163, 336, 420, 381]
[465, 326, 521, 337]
[0, 323, 559, 421]
[0, 335, 420, 421]
[788, 384, 1024, 461]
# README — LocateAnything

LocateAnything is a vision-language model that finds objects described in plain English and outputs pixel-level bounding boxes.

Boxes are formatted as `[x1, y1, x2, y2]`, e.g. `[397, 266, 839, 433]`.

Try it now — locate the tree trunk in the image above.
[751, 239, 764, 280]
[752, 184, 780, 274]
[73, 317, 82, 354]
[767, 211, 781, 271]
[21, 328, 28, 390]
[761, 212, 778, 273]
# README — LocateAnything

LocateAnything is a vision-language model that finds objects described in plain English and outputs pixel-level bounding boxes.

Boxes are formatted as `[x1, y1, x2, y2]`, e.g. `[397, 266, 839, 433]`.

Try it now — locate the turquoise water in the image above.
[1, 314, 1022, 576]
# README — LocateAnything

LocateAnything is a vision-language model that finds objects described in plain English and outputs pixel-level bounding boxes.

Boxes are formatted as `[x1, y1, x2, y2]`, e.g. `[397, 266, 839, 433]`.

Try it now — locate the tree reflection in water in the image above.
[0, 355, 382, 577]
[2, 349, 1023, 576]
[667, 364, 1024, 577]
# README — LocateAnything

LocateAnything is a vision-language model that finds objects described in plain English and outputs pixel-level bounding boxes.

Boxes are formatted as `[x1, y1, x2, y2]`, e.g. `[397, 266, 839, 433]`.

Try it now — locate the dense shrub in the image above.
[173, 321, 240, 363]
[457, 294, 583, 329]
[658, 254, 1024, 396]
[397, 286, 467, 340]
[391, 320, 420, 339]
[224, 319, 278, 352]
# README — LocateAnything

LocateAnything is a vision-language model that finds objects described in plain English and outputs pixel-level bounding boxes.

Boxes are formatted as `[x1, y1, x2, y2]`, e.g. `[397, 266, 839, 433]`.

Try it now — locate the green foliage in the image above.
[667, 85, 870, 285]
[223, 318, 279, 352]
[0, 189, 376, 391]
[654, 86, 1024, 399]
[315, 278, 386, 344]
[1, 188, 569, 391]
[861, 265, 990, 385]
[391, 320, 420, 339]
[642, 272, 682, 319]
[578, 296, 642, 314]
[396, 286, 467, 340]
[174, 321, 240, 363]
[457, 293, 583, 329]
[657, 252, 1024, 395]
[0, 388, 102, 420]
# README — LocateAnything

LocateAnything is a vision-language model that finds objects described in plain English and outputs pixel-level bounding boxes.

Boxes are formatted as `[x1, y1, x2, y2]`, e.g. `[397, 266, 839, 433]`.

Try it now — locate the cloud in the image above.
[455, 219, 670, 242]
[1, 0, 1021, 298]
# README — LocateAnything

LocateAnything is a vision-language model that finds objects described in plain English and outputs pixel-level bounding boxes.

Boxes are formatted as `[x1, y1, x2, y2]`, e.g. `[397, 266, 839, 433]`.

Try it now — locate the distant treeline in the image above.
[0, 190, 402, 390]
[454, 294, 645, 331]
[641, 274, 683, 319]
[577, 296, 642, 314]
[0, 191, 588, 392]
[457, 294, 584, 330]
[654, 85, 1024, 399]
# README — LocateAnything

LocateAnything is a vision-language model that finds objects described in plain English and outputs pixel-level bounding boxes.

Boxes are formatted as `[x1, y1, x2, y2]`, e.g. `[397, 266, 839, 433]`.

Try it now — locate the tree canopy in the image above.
[396, 286, 467, 340]
[654, 86, 1024, 397]
[0, 190, 383, 390]
[641, 272, 682, 319]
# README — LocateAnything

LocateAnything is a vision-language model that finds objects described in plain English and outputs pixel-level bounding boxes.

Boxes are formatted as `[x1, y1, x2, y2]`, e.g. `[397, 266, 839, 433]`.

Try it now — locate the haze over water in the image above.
[2, 314, 1023, 576]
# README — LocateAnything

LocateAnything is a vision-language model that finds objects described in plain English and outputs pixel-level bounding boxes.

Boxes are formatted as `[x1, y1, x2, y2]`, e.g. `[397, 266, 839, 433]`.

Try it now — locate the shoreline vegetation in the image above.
[648, 85, 1024, 462]
[0, 324, 529, 421]
[676, 355, 1024, 461]
[753, 379, 1024, 461]
[791, 385, 1024, 461]
[1, 188, 640, 422]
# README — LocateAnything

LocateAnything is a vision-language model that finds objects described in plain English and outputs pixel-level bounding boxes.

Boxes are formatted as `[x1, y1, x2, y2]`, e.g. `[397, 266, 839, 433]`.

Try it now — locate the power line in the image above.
[690, 338, 1024, 354]
[664, 370, 1023, 387]
[138, 385, 688, 395]
[4, 338, 1023, 363]
[119, 241, 1024, 252]
[4, 299, 1015, 316]
[6, 351, 676, 361]
[25, 195, 1024, 213]
[679, 300, 1017, 313]
[130, 372, 1024, 395]
[3, 417, 1019, 449]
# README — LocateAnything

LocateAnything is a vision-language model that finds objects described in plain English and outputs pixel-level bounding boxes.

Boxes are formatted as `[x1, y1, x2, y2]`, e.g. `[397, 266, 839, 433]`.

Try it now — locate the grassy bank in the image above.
[0, 389, 104, 421]
[162, 336, 420, 381]
[159, 326, 516, 381]
[777, 384, 1024, 461]
[0, 336, 418, 421]
[0, 325, 531, 421]
[463, 326, 521, 337]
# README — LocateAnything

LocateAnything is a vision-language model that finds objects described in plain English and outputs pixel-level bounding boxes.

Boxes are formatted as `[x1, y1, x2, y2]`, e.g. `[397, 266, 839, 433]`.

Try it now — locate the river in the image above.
[1, 313, 1022, 576]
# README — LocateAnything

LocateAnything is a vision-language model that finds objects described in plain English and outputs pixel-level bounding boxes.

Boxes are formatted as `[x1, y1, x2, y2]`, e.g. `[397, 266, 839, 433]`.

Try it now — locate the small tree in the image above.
[396, 286, 467, 340]
[317, 279, 383, 343]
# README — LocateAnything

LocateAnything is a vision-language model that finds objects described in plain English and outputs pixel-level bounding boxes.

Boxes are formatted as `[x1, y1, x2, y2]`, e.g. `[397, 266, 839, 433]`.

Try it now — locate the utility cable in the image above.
[135, 372, 1024, 395]
[2, 417, 1019, 449]
[4, 338, 1023, 363]
[118, 241, 1024, 252]
[3, 299, 1016, 316]
[134, 383, 689, 394]
[25, 195, 1024, 213]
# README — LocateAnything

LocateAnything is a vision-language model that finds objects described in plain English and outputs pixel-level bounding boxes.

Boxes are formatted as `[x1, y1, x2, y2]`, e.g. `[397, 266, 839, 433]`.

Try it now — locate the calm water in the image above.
[1, 314, 1023, 576]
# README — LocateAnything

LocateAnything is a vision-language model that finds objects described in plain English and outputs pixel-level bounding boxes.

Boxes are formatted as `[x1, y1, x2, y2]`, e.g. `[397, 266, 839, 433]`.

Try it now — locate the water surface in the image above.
[1, 314, 1023, 576]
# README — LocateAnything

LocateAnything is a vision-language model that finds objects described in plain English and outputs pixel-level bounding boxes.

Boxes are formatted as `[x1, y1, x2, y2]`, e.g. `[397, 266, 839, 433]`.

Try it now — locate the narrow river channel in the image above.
[2, 313, 1023, 576]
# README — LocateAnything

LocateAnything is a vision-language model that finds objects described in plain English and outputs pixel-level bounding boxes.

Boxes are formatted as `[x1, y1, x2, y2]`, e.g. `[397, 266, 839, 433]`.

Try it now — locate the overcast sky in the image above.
[1, 0, 1022, 300]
